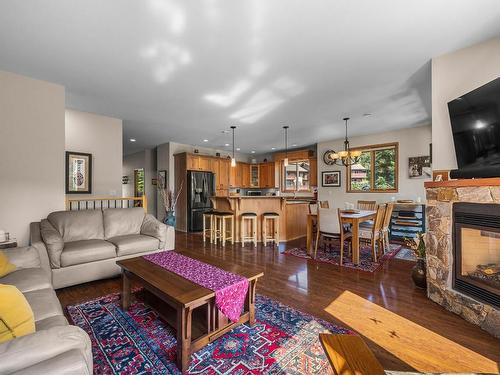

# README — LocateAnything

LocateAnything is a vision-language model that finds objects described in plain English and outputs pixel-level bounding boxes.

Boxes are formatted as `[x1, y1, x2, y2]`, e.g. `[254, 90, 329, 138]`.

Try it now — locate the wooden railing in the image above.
[65, 196, 148, 213]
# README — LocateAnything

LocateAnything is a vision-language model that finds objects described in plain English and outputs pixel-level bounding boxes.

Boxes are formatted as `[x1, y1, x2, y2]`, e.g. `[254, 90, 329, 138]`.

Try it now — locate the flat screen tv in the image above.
[448, 76, 500, 179]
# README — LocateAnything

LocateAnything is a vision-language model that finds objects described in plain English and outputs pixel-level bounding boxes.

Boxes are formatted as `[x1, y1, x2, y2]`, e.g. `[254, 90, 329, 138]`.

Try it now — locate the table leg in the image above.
[176, 306, 192, 372]
[352, 220, 360, 265]
[248, 279, 258, 326]
[121, 271, 131, 310]
[306, 215, 313, 255]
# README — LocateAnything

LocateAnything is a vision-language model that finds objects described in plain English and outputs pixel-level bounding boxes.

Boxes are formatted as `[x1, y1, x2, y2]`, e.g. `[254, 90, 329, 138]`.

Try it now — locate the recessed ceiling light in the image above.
[203, 139, 208, 142]
[251, 150, 256, 154]
[224, 143, 230, 147]
[129, 138, 136, 142]
[271, 147, 276, 150]
[363, 113, 372, 117]
[236, 147, 241, 151]
[292, 144, 297, 147]
[221, 130, 229, 134]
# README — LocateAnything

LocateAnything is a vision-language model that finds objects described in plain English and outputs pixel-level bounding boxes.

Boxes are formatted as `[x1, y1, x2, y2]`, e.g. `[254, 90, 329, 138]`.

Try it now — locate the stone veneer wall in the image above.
[426, 185, 499, 338]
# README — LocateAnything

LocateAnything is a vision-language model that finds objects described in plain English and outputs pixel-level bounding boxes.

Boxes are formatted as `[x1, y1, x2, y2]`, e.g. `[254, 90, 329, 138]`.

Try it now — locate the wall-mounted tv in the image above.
[448, 76, 500, 179]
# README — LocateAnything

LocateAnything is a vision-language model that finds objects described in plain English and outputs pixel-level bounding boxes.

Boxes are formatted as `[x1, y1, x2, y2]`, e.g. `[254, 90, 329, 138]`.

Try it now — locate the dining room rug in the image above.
[67, 291, 352, 374]
[282, 243, 402, 272]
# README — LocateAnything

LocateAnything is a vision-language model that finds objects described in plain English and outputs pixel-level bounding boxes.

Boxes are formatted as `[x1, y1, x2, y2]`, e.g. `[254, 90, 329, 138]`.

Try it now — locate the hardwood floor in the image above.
[57, 232, 500, 373]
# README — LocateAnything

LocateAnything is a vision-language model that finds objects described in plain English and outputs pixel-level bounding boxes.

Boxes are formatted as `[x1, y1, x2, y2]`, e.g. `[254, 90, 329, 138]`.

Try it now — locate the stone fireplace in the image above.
[425, 178, 500, 338]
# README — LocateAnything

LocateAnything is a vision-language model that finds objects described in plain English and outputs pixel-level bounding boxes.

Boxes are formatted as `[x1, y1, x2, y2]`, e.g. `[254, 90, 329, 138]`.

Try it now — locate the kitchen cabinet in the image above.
[250, 165, 259, 187]
[187, 154, 211, 171]
[241, 163, 250, 188]
[259, 162, 275, 188]
[309, 158, 318, 187]
[218, 159, 230, 190]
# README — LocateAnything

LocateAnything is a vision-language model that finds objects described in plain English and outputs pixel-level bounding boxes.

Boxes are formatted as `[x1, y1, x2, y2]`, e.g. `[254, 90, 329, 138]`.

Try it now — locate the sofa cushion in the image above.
[103, 208, 145, 239]
[0, 250, 16, 277]
[40, 219, 65, 268]
[48, 210, 104, 242]
[60, 240, 116, 267]
[0, 268, 51, 293]
[35, 315, 68, 331]
[0, 284, 35, 343]
[23, 288, 63, 322]
[108, 234, 160, 257]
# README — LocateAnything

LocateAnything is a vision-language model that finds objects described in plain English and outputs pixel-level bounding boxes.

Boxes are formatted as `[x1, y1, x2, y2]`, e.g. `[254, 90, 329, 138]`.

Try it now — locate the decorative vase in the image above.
[412, 257, 427, 289]
[164, 211, 176, 227]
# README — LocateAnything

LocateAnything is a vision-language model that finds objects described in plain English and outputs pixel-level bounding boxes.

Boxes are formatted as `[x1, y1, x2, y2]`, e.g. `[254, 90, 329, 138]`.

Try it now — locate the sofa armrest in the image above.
[3, 246, 40, 269]
[29, 222, 51, 274]
[11, 349, 91, 375]
[141, 214, 168, 248]
[164, 225, 175, 250]
[0, 325, 92, 375]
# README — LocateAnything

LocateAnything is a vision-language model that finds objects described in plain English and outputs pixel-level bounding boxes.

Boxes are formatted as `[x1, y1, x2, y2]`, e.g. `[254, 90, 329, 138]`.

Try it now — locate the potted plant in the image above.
[157, 176, 183, 227]
[405, 232, 427, 289]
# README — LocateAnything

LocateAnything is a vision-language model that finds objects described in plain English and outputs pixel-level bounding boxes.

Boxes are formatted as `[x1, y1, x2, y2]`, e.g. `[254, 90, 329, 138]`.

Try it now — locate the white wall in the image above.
[317, 125, 431, 210]
[0, 71, 65, 245]
[122, 149, 157, 216]
[432, 37, 500, 170]
[65, 109, 123, 197]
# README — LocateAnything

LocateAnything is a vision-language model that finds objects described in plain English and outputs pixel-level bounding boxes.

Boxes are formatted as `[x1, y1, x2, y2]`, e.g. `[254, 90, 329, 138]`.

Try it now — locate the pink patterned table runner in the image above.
[143, 251, 249, 323]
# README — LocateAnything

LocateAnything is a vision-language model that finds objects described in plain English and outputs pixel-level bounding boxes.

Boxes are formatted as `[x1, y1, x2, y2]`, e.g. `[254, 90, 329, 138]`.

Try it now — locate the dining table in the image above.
[306, 209, 377, 265]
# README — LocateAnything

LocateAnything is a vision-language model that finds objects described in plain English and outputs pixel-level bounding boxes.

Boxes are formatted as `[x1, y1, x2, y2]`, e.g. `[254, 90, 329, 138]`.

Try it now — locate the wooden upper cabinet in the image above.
[309, 158, 318, 187]
[187, 154, 211, 171]
[241, 163, 250, 188]
[259, 162, 275, 188]
[250, 164, 259, 187]
[218, 159, 230, 189]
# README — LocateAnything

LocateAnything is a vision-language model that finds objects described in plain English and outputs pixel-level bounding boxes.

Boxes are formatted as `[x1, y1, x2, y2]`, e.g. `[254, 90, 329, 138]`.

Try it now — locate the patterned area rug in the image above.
[282, 243, 402, 272]
[67, 292, 352, 374]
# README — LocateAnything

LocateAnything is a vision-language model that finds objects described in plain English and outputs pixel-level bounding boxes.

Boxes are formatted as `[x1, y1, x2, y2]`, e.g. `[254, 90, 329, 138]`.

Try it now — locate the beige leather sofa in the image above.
[0, 246, 92, 375]
[31, 207, 174, 289]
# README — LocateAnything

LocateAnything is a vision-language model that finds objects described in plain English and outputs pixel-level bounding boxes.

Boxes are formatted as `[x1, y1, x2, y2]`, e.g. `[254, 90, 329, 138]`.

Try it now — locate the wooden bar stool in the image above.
[262, 212, 279, 247]
[202, 211, 215, 244]
[240, 212, 257, 247]
[213, 211, 235, 247]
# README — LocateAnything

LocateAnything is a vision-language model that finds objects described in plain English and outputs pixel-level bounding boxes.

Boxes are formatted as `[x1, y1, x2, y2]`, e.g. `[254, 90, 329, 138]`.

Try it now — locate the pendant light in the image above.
[283, 125, 289, 167]
[330, 117, 362, 167]
[230, 126, 237, 167]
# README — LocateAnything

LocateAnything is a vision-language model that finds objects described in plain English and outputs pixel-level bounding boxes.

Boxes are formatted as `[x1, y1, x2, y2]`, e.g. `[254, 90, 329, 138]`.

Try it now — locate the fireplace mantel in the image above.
[425, 177, 500, 189]
[425, 179, 499, 338]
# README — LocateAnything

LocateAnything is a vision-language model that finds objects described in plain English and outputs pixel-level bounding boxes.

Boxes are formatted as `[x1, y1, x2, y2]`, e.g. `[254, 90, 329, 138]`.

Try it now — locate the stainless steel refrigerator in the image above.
[187, 171, 215, 232]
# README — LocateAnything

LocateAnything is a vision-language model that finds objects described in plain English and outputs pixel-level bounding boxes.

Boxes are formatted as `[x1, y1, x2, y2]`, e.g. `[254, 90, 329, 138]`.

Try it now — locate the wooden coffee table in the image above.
[117, 255, 264, 372]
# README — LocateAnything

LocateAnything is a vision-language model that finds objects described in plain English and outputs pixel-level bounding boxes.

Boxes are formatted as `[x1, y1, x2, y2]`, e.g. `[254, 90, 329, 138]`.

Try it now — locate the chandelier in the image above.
[329, 117, 361, 167]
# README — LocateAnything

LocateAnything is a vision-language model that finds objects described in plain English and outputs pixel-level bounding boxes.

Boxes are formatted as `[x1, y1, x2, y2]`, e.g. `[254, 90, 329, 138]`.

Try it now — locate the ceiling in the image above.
[1, 1, 500, 155]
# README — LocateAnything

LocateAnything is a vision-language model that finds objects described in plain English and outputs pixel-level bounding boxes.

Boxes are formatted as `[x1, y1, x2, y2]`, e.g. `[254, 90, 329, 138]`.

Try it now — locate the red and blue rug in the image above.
[283, 243, 402, 272]
[67, 292, 352, 374]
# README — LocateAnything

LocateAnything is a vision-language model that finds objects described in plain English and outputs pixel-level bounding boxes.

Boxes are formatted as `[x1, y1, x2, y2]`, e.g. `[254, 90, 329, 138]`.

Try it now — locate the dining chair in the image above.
[380, 203, 394, 255]
[314, 208, 352, 264]
[358, 204, 386, 262]
[357, 200, 377, 211]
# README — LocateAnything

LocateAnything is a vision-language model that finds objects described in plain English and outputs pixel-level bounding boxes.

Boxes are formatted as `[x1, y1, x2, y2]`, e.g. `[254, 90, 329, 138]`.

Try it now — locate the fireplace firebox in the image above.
[453, 202, 500, 308]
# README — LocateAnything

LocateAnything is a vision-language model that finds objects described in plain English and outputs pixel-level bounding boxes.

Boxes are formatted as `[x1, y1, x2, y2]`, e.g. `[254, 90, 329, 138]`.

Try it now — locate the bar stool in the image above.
[213, 211, 235, 247]
[240, 212, 257, 247]
[262, 212, 280, 247]
[202, 211, 215, 243]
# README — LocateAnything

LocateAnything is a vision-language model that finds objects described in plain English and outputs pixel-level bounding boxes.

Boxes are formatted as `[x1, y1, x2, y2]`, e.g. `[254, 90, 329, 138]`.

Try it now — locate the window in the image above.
[283, 160, 310, 191]
[347, 143, 398, 193]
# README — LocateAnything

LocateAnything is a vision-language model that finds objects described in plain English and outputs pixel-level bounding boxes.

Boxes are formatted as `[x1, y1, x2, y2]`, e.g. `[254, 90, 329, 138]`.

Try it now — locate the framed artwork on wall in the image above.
[409, 156, 431, 179]
[322, 171, 341, 187]
[65, 151, 92, 194]
[158, 170, 167, 188]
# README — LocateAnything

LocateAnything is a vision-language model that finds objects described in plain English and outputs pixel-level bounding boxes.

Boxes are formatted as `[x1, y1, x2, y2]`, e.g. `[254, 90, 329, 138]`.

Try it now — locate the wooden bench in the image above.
[319, 334, 385, 375]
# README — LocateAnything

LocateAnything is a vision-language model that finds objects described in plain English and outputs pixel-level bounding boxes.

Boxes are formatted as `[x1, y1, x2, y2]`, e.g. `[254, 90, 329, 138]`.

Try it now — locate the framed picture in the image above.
[66, 151, 92, 194]
[409, 156, 431, 179]
[158, 170, 167, 188]
[322, 171, 341, 187]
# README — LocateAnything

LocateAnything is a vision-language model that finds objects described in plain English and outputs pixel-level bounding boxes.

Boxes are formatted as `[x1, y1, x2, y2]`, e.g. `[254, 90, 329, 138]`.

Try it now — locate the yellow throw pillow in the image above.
[0, 251, 16, 277]
[0, 284, 35, 343]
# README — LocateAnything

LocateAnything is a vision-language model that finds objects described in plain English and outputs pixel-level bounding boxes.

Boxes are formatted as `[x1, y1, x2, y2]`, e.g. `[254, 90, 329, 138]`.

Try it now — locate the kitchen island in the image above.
[211, 196, 312, 243]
